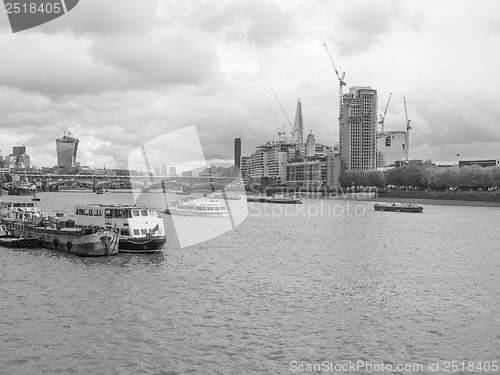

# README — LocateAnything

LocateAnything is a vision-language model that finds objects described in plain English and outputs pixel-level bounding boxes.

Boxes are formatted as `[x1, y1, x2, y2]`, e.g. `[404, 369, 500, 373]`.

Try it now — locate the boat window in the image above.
[207, 206, 214, 211]
[140, 210, 148, 216]
[105, 209, 112, 217]
[120, 229, 130, 236]
[115, 209, 125, 218]
[148, 210, 156, 217]
[132, 209, 140, 217]
[133, 229, 140, 235]
[141, 229, 147, 235]
[214, 206, 219, 211]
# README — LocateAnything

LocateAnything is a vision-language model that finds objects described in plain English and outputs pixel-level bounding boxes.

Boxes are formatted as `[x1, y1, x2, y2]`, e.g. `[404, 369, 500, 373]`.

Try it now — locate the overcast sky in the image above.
[1, 0, 499, 170]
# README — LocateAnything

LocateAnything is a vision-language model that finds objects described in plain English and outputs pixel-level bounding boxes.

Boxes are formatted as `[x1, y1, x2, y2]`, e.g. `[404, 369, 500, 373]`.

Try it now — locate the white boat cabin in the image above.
[73, 204, 164, 238]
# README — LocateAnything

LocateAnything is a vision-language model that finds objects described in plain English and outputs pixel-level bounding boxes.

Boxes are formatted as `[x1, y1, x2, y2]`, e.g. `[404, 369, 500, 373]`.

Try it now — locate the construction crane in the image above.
[270, 87, 294, 139]
[323, 43, 346, 151]
[379, 92, 392, 132]
[403, 96, 411, 161]
[267, 99, 286, 142]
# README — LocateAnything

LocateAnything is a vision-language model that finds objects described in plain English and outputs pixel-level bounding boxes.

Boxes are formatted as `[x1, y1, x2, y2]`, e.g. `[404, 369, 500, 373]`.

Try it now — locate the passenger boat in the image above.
[0, 201, 119, 256]
[373, 203, 423, 213]
[269, 194, 302, 204]
[205, 191, 241, 200]
[166, 197, 229, 216]
[72, 204, 166, 253]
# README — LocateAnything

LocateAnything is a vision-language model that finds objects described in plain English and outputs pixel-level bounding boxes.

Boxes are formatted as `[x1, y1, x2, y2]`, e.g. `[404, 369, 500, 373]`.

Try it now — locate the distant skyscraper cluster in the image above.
[239, 98, 341, 190]
[0, 145, 31, 170]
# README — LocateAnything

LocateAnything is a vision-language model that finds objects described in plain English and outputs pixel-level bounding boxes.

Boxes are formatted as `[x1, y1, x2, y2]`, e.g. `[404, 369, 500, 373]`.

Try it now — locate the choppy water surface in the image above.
[1, 192, 499, 374]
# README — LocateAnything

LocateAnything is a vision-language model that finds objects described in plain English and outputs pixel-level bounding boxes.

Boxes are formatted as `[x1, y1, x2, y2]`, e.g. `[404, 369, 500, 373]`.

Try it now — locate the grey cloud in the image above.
[192, 0, 297, 47]
[88, 28, 219, 87]
[329, 1, 402, 56]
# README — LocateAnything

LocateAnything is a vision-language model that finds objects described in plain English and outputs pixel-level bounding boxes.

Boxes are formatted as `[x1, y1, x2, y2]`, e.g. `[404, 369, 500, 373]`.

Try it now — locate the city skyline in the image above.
[1, 0, 499, 169]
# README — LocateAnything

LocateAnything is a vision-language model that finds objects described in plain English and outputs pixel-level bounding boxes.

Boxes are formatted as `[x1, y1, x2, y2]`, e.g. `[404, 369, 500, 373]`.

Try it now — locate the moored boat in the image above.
[0, 202, 119, 256]
[8, 180, 37, 196]
[373, 202, 423, 213]
[73, 204, 166, 253]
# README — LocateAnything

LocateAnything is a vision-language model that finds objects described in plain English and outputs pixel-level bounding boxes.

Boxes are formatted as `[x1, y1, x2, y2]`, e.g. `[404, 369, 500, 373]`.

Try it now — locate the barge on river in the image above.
[0, 201, 119, 256]
[373, 203, 423, 213]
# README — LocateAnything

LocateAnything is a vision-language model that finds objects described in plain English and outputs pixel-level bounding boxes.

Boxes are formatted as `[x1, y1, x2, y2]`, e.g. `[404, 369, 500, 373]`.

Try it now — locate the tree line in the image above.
[339, 164, 500, 190]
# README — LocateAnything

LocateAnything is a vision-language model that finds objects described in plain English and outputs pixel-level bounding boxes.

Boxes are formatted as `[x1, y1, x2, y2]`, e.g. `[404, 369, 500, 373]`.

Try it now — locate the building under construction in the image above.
[340, 87, 378, 171]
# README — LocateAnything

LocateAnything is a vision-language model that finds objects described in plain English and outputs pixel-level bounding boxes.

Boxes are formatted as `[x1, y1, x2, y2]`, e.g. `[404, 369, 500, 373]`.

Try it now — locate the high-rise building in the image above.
[169, 166, 177, 177]
[292, 98, 304, 144]
[56, 131, 79, 168]
[341, 87, 378, 170]
[234, 138, 241, 170]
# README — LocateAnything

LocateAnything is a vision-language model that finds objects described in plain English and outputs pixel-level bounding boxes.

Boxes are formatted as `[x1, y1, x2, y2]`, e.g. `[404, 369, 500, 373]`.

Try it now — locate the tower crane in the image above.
[323, 43, 346, 152]
[270, 87, 294, 139]
[379, 92, 392, 132]
[403, 96, 411, 161]
[267, 99, 286, 142]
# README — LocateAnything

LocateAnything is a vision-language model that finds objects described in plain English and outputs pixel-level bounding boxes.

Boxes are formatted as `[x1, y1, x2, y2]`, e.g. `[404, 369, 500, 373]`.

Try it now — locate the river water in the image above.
[1, 192, 499, 374]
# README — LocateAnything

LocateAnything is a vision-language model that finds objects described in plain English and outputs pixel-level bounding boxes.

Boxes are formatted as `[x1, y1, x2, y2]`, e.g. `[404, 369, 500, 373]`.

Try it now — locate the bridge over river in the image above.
[2, 173, 241, 193]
